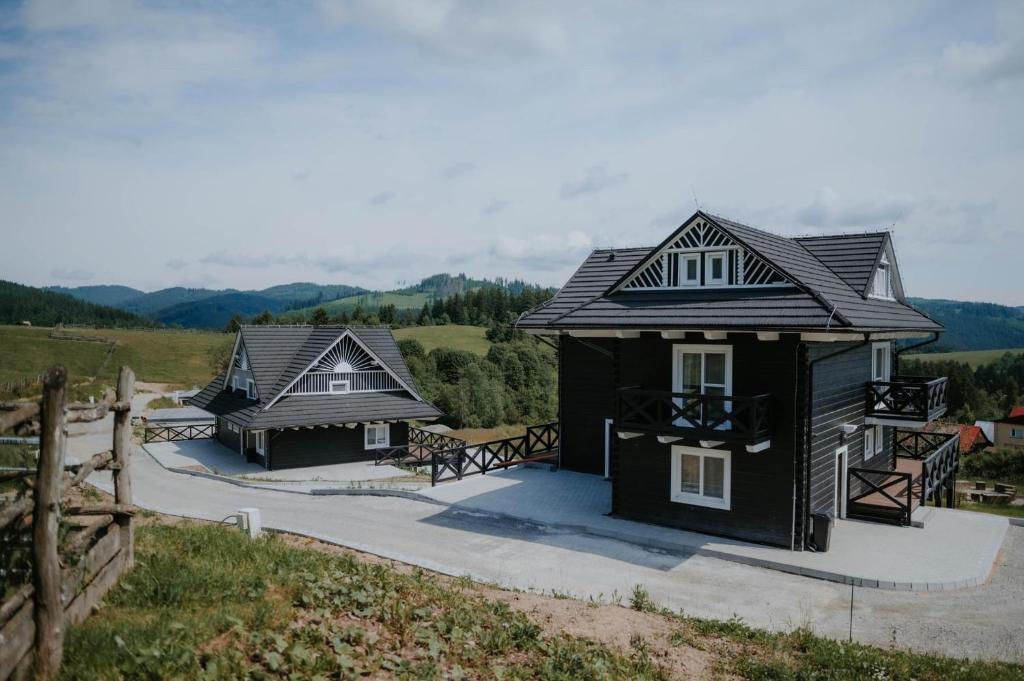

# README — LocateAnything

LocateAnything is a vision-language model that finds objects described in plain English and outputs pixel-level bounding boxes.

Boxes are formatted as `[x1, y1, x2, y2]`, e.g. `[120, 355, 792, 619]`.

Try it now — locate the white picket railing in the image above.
[285, 370, 401, 395]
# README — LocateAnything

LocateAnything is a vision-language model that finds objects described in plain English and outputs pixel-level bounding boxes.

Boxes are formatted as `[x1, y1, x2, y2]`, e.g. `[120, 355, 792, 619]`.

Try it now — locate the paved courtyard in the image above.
[421, 467, 1008, 590]
[69, 424, 1024, 662]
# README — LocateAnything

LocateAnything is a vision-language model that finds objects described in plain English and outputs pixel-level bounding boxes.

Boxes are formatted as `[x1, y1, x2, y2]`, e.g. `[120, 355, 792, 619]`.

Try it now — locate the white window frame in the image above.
[1011, 428, 1023, 440]
[873, 425, 884, 455]
[870, 254, 894, 300]
[231, 375, 240, 391]
[704, 251, 727, 286]
[672, 344, 733, 430]
[871, 342, 891, 382]
[329, 380, 351, 394]
[670, 445, 731, 510]
[864, 428, 874, 460]
[365, 423, 390, 449]
[253, 430, 266, 456]
[246, 379, 257, 400]
[678, 254, 700, 287]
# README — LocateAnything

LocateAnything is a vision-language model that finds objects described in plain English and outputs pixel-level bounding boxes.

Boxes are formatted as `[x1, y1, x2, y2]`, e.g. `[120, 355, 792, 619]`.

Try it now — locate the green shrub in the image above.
[961, 448, 1024, 483]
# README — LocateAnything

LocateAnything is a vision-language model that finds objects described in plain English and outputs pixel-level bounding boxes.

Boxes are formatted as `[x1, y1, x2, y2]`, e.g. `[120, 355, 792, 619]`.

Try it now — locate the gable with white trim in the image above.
[867, 239, 905, 302]
[276, 332, 406, 401]
[618, 216, 791, 291]
[225, 337, 257, 398]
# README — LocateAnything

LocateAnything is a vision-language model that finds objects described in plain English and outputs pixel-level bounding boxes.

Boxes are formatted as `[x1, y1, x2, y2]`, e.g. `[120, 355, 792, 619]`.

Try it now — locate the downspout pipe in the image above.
[893, 331, 941, 375]
[801, 332, 871, 548]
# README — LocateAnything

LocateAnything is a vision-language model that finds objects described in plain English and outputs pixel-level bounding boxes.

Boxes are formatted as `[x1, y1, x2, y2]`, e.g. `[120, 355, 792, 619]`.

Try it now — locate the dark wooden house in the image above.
[190, 326, 442, 470]
[518, 211, 958, 550]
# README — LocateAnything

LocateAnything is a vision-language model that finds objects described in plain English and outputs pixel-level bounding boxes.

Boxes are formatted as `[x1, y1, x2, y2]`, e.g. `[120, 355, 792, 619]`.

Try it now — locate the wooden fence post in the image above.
[33, 366, 67, 681]
[112, 366, 135, 568]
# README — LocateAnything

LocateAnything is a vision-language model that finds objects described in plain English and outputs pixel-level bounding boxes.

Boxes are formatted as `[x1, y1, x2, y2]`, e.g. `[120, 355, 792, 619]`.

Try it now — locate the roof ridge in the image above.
[794, 230, 890, 240]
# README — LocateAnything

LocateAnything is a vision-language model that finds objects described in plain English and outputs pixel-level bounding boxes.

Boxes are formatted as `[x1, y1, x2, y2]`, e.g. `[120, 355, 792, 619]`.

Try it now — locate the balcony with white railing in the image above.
[285, 370, 402, 396]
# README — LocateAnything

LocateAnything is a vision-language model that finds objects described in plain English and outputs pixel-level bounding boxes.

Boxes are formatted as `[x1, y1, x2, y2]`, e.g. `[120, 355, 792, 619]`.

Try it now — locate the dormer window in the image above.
[705, 252, 727, 286]
[871, 254, 893, 299]
[246, 379, 257, 400]
[678, 254, 700, 286]
[329, 380, 351, 394]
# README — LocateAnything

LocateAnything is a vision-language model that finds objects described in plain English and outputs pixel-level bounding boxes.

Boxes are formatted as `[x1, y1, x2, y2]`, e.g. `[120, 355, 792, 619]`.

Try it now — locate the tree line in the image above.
[902, 351, 1024, 423]
[224, 286, 555, 332]
[396, 326, 557, 429]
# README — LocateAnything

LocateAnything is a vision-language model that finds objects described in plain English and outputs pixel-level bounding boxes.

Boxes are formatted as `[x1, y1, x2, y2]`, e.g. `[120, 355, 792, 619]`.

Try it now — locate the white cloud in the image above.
[560, 166, 629, 200]
[797, 188, 916, 229]
[488, 230, 593, 267]
[316, 0, 568, 58]
[482, 199, 509, 215]
[942, 41, 1024, 85]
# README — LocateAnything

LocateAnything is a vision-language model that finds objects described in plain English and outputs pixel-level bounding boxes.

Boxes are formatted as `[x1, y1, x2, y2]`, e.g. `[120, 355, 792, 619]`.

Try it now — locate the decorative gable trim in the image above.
[612, 214, 791, 293]
[865, 234, 906, 302]
[222, 332, 244, 390]
[262, 330, 422, 410]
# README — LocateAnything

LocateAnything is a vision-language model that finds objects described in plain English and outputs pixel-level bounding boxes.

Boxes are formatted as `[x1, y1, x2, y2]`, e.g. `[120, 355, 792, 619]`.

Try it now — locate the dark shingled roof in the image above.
[518, 211, 941, 333]
[795, 232, 888, 296]
[190, 326, 441, 428]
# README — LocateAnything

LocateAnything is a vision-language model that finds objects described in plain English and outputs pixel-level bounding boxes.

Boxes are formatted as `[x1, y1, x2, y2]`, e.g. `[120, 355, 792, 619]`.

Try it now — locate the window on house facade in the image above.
[671, 446, 730, 509]
[871, 342, 891, 383]
[246, 379, 257, 400]
[329, 380, 351, 394]
[678, 254, 700, 286]
[254, 430, 266, 455]
[365, 423, 390, 449]
[705, 252, 727, 285]
[673, 345, 732, 428]
[873, 425, 884, 455]
[231, 375, 239, 392]
[864, 428, 874, 460]
[1012, 428, 1024, 439]
[871, 254, 893, 299]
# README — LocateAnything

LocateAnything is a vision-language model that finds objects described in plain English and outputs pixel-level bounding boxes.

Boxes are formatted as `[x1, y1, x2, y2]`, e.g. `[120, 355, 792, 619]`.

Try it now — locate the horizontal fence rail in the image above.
[616, 389, 771, 444]
[373, 428, 469, 467]
[143, 423, 215, 443]
[865, 376, 948, 422]
[431, 422, 559, 485]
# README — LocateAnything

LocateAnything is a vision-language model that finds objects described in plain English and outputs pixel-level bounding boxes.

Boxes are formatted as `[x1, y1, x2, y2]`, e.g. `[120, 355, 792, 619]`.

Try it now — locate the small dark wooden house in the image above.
[518, 211, 958, 550]
[190, 325, 442, 470]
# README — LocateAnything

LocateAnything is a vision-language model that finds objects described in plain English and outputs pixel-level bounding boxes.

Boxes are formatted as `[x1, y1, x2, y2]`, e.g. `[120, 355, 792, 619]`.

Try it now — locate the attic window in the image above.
[871, 254, 893, 299]
[246, 379, 257, 400]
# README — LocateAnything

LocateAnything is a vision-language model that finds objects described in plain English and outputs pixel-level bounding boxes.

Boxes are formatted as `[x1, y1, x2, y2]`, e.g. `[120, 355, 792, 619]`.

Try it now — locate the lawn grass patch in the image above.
[146, 396, 179, 410]
[393, 324, 491, 355]
[0, 325, 229, 388]
[61, 522, 1024, 680]
[62, 523, 668, 680]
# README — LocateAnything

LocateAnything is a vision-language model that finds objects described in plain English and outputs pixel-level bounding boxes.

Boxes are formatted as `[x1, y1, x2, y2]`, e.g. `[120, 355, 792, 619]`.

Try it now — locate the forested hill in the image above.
[910, 298, 1024, 352]
[0, 280, 154, 327]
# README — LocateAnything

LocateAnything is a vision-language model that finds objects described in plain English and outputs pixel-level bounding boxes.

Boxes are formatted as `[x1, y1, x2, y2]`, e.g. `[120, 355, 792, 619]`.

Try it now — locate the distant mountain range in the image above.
[43, 274, 538, 330]
[13, 278, 1024, 354]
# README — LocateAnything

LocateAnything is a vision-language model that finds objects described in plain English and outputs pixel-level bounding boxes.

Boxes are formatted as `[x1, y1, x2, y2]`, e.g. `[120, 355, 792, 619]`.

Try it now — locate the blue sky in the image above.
[1, 1, 1022, 303]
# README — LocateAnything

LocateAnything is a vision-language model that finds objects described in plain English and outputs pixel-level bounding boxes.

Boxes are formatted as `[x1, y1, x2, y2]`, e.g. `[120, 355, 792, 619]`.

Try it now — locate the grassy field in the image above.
[0, 325, 230, 392]
[394, 324, 491, 355]
[291, 291, 432, 317]
[59, 520, 1022, 680]
[906, 347, 1024, 367]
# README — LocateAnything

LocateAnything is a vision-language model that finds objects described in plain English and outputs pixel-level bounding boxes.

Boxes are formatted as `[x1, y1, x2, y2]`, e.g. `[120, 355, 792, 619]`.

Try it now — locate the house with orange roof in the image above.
[993, 407, 1024, 450]
[958, 424, 992, 454]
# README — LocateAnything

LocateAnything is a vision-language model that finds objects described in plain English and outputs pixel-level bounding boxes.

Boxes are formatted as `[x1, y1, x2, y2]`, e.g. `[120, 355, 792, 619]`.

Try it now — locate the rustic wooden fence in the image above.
[430, 422, 559, 485]
[143, 423, 215, 443]
[0, 365, 135, 681]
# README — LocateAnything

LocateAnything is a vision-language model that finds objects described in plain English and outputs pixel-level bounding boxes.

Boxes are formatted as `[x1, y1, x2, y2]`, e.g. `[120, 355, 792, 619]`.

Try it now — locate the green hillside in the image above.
[393, 325, 491, 355]
[121, 287, 229, 315]
[0, 325, 228, 390]
[910, 298, 1024, 352]
[153, 292, 288, 328]
[47, 284, 144, 307]
[905, 347, 1024, 368]
[289, 291, 431, 318]
[0, 280, 153, 328]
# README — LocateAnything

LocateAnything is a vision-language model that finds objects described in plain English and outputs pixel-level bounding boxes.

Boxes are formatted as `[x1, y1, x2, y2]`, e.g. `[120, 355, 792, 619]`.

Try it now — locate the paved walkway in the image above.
[71, 430, 1024, 662]
[421, 468, 1008, 590]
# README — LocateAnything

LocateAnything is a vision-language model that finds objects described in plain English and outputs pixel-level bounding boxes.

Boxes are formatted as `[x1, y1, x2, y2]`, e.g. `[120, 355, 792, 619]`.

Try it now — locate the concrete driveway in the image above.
[76, 433, 1024, 662]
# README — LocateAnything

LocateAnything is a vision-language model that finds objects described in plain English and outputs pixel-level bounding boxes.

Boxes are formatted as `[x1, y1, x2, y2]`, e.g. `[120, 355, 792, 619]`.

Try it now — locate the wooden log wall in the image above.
[0, 365, 136, 681]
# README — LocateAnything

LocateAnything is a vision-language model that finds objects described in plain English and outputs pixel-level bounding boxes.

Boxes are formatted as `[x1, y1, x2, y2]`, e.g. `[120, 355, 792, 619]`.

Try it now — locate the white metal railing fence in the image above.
[285, 370, 401, 395]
